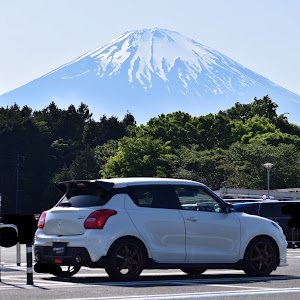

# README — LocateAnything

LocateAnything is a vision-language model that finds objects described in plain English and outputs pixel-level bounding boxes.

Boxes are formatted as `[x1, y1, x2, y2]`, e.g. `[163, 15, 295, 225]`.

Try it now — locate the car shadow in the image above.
[42, 273, 300, 287]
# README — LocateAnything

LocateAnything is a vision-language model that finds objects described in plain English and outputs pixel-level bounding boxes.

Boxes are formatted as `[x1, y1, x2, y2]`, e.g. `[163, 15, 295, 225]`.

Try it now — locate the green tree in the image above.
[249, 131, 300, 148]
[136, 111, 198, 149]
[83, 113, 136, 147]
[223, 142, 300, 189]
[33, 102, 92, 142]
[0, 104, 53, 214]
[172, 145, 228, 190]
[135, 111, 232, 150]
[231, 116, 277, 143]
[94, 140, 119, 171]
[103, 137, 174, 178]
[219, 95, 279, 121]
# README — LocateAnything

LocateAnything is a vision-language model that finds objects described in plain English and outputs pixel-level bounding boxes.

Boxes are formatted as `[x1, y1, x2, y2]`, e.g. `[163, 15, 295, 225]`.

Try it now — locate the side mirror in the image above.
[225, 203, 235, 213]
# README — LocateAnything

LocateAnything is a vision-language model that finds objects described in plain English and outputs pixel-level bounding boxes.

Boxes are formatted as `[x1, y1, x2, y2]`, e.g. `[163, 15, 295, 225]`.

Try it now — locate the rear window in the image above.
[57, 188, 112, 208]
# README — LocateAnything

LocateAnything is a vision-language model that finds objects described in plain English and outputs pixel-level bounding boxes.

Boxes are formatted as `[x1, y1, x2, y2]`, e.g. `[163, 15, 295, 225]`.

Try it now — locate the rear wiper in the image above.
[58, 201, 72, 207]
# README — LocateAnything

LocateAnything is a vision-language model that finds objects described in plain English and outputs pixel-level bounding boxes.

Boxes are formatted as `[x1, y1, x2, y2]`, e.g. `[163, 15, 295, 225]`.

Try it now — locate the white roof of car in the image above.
[55, 178, 206, 193]
[101, 177, 204, 188]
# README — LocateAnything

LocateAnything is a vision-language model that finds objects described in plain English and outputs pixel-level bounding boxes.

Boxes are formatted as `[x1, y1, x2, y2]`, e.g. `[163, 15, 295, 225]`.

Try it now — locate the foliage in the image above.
[218, 95, 279, 121]
[171, 146, 228, 190]
[83, 112, 136, 147]
[0, 96, 299, 214]
[0, 103, 135, 214]
[231, 116, 277, 143]
[223, 142, 300, 189]
[103, 137, 174, 178]
[135, 111, 232, 150]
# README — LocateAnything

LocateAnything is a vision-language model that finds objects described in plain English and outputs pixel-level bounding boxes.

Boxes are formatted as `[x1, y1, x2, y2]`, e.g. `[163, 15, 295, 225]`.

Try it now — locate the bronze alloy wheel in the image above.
[243, 236, 278, 276]
[105, 238, 145, 281]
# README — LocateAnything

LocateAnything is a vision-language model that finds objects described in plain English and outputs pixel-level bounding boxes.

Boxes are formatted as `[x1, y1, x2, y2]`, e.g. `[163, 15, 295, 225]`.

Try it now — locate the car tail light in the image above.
[37, 211, 47, 229]
[84, 209, 117, 229]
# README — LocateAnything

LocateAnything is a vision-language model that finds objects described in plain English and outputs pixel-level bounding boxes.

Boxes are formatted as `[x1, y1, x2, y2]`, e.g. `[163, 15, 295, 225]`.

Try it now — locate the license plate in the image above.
[52, 243, 67, 256]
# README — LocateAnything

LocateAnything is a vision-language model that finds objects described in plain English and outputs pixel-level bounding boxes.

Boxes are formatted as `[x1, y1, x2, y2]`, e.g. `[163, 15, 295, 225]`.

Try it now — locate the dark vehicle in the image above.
[227, 198, 279, 204]
[234, 201, 300, 248]
[226, 199, 279, 204]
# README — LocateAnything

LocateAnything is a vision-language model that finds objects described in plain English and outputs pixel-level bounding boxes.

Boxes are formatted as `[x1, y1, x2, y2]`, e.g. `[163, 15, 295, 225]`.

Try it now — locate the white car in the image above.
[34, 178, 288, 281]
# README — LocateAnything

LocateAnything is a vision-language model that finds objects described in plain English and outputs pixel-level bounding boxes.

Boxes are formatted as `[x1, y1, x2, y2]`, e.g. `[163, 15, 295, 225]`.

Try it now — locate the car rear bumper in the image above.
[34, 246, 107, 267]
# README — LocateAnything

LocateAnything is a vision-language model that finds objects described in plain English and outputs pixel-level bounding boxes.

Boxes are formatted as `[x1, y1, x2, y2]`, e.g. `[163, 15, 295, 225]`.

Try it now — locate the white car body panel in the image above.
[234, 212, 288, 266]
[179, 210, 241, 263]
[35, 194, 145, 262]
[125, 194, 186, 263]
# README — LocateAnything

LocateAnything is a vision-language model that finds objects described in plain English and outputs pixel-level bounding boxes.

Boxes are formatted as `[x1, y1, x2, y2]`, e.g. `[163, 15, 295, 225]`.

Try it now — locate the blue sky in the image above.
[1, 0, 300, 97]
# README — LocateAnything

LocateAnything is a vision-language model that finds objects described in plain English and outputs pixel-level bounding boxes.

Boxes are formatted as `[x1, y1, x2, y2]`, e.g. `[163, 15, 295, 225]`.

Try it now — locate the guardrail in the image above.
[219, 187, 300, 200]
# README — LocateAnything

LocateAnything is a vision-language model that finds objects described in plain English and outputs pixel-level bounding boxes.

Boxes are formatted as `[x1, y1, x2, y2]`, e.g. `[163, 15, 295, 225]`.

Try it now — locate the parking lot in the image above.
[1, 246, 300, 300]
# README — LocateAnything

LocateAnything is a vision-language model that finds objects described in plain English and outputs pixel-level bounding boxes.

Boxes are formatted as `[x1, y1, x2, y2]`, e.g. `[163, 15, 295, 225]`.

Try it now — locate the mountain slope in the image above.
[1, 28, 300, 124]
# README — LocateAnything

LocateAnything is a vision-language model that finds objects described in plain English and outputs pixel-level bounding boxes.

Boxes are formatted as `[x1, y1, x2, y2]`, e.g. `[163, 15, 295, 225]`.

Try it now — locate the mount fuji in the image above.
[1, 28, 300, 124]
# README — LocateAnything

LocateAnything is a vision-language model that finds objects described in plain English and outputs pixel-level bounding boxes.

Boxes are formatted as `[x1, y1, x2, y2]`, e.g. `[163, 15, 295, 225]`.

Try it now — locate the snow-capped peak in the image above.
[2, 28, 300, 125]
[48, 28, 243, 94]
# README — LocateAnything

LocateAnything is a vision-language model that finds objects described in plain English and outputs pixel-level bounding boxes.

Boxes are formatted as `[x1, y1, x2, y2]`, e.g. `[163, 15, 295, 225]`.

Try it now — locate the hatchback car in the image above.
[34, 178, 287, 281]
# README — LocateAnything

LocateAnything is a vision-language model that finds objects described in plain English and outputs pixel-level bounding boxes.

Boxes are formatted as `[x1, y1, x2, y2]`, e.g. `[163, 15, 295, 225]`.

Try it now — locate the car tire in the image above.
[181, 268, 207, 276]
[105, 238, 145, 281]
[243, 236, 278, 277]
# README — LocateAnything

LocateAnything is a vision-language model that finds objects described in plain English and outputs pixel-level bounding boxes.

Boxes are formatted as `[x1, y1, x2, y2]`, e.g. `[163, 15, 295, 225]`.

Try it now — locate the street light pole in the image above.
[263, 163, 274, 199]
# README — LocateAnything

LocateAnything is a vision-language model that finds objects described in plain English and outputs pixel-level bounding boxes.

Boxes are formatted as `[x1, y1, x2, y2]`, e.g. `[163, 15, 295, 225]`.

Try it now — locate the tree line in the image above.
[0, 96, 299, 214]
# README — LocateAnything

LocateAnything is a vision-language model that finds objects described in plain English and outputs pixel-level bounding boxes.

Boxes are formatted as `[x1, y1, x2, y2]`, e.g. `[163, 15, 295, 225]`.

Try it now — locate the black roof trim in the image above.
[55, 180, 114, 193]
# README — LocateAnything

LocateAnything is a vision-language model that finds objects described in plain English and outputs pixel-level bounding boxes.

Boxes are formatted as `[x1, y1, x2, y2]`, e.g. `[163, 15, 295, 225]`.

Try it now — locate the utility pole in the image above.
[15, 154, 25, 214]
[16, 154, 25, 266]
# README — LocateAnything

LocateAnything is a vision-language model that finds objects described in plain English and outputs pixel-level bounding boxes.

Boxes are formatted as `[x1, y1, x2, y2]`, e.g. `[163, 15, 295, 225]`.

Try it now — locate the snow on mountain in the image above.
[1, 28, 300, 124]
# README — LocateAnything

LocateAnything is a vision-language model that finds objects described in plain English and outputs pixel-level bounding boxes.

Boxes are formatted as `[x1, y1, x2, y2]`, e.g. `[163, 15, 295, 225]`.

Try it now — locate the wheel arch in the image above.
[244, 234, 280, 266]
[107, 235, 150, 259]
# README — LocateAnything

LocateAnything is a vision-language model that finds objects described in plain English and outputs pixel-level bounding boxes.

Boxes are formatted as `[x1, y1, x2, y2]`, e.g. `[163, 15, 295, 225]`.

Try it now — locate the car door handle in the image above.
[186, 217, 197, 222]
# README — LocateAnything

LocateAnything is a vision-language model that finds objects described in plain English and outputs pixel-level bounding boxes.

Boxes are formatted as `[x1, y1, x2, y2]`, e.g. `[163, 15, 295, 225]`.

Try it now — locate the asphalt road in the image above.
[1, 245, 300, 300]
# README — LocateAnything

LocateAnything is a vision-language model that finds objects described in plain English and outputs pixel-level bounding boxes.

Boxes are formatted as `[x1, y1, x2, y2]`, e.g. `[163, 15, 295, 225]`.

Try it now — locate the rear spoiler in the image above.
[55, 180, 114, 193]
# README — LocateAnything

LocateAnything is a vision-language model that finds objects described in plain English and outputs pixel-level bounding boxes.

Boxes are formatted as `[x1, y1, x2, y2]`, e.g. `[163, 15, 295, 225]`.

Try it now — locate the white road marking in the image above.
[0, 275, 296, 289]
[49, 287, 300, 300]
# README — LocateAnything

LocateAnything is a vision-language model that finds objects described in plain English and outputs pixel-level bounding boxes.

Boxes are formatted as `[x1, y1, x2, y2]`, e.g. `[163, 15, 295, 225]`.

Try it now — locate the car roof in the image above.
[56, 177, 205, 192]
[101, 177, 205, 188]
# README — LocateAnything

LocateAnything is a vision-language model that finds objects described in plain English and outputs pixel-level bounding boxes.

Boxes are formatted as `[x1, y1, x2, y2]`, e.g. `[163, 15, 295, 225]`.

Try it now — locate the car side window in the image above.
[259, 203, 274, 218]
[274, 203, 292, 218]
[175, 186, 222, 213]
[129, 186, 181, 209]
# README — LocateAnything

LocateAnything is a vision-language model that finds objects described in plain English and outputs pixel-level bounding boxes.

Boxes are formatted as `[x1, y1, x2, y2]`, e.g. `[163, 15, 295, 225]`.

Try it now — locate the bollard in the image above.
[26, 243, 33, 285]
[17, 242, 21, 266]
[0, 223, 18, 283]
[0, 246, 2, 282]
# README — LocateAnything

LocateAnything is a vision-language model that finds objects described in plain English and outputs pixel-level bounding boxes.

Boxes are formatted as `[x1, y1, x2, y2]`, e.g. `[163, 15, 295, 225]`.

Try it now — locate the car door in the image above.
[175, 185, 241, 263]
[125, 185, 186, 263]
